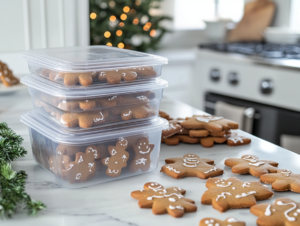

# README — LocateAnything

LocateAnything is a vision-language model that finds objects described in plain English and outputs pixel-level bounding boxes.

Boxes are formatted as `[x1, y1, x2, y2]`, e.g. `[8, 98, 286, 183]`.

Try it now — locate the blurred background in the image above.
[1, 0, 300, 152]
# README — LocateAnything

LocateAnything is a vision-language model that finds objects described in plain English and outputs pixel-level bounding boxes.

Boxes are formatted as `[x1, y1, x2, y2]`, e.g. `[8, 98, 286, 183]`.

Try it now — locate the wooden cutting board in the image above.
[227, 0, 275, 42]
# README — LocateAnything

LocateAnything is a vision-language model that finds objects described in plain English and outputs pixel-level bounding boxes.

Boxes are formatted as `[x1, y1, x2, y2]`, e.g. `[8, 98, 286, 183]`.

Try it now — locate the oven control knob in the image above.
[260, 79, 273, 94]
[228, 72, 238, 85]
[210, 69, 220, 82]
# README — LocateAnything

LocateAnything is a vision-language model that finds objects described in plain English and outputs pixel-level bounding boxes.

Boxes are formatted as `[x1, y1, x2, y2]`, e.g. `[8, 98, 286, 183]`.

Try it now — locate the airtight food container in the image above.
[21, 74, 168, 132]
[21, 111, 168, 188]
[22, 46, 168, 87]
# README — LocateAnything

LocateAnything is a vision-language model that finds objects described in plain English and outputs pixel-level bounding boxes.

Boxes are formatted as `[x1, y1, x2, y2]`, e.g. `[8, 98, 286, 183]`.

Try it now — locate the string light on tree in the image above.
[116, 30, 123, 36]
[110, 15, 116, 22]
[106, 42, 112, 46]
[120, 13, 127, 20]
[133, 17, 139, 25]
[150, 29, 156, 37]
[90, 12, 97, 19]
[135, 0, 141, 6]
[119, 22, 124, 27]
[109, 1, 115, 8]
[118, 42, 125, 49]
[123, 6, 130, 13]
[104, 31, 111, 38]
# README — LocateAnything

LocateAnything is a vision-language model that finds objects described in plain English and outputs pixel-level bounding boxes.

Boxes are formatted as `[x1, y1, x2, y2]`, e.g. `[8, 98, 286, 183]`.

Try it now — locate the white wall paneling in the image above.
[0, 0, 89, 76]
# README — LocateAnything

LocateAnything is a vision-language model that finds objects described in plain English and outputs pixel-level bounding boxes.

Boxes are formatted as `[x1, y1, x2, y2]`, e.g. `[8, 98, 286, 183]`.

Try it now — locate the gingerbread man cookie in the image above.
[120, 105, 150, 121]
[225, 155, 279, 177]
[162, 120, 182, 138]
[98, 69, 137, 84]
[129, 137, 154, 173]
[201, 177, 274, 212]
[132, 66, 157, 78]
[180, 115, 239, 132]
[101, 138, 129, 177]
[61, 145, 101, 183]
[161, 154, 223, 179]
[250, 198, 300, 226]
[199, 217, 245, 226]
[56, 144, 80, 156]
[131, 182, 197, 218]
[46, 71, 97, 86]
[260, 169, 300, 193]
[227, 133, 251, 146]
[49, 155, 71, 175]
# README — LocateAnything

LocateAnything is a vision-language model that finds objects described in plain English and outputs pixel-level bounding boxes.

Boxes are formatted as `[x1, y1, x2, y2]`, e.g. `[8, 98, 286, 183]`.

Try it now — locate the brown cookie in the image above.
[57, 100, 80, 111]
[131, 182, 197, 218]
[129, 137, 154, 173]
[162, 121, 182, 138]
[199, 217, 245, 226]
[159, 110, 171, 120]
[132, 66, 157, 78]
[227, 133, 251, 146]
[98, 69, 137, 84]
[161, 154, 223, 179]
[78, 99, 96, 110]
[60, 72, 96, 86]
[60, 111, 109, 128]
[97, 95, 117, 107]
[56, 144, 80, 156]
[260, 169, 300, 193]
[210, 130, 227, 137]
[250, 198, 300, 226]
[200, 136, 227, 148]
[189, 129, 210, 138]
[180, 115, 239, 132]
[225, 155, 279, 177]
[161, 135, 199, 145]
[117, 94, 149, 105]
[101, 138, 129, 177]
[201, 177, 274, 212]
[0, 61, 19, 87]
[61, 145, 101, 183]
[121, 105, 151, 121]
[49, 155, 71, 175]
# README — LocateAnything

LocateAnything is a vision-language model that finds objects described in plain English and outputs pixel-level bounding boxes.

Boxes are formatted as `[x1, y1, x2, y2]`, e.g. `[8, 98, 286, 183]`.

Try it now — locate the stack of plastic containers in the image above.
[20, 46, 168, 188]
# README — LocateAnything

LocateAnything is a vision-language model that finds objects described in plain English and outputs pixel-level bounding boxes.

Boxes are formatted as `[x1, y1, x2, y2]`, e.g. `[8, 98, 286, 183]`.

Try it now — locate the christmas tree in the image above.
[89, 0, 172, 52]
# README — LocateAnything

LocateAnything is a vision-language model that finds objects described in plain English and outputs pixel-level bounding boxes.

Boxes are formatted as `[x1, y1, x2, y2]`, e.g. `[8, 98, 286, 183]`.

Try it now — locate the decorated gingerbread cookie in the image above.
[129, 137, 154, 173]
[101, 138, 129, 177]
[227, 133, 251, 146]
[201, 177, 274, 212]
[260, 169, 300, 193]
[250, 198, 300, 226]
[161, 154, 223, 179]
[49, 155, 71, 175]
[61, 145, 101, 183]
[162, 121, 182, 138]
[56, 144, 80, 156]
[161, 135, 199, 145]
[200, 136, 227, 148]
[131, 182, 197, 218]
[199, 217, 245, 226]
[189, 129, 210, 138]
[225, 155, 279, 177]
[180, 115, 239, 132]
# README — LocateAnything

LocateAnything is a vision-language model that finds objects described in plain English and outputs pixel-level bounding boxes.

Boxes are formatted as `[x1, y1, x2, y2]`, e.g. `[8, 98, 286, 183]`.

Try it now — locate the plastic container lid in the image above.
[21, 111, 168, 145]
[21, 74, 168, 98]
[22, 46, 168, 72]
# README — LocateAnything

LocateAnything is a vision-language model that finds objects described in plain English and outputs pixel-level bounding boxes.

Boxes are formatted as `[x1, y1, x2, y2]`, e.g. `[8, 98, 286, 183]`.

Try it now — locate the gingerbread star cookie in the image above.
[227, 133, 251, 146]
[260, 169, 300, 193]
[199, 217, 245, 226]
[225, 155, 279, 177]
[129, 137, 154, 173]
[131, 182, 197, 218]
[161, 154, 223, 179]
[180, 115, 239, 132]
[201, 177, 274, 212]
[250, 198, 300, 226]
[101, 138, 129, 177]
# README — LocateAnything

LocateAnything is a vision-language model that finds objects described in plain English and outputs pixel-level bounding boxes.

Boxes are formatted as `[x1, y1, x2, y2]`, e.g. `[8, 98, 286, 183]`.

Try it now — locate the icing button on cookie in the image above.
[161, 154, 223, 179]
[225, 155, 279, 177]
[131, 182, 197, 218]
[201, 177, 274, 212]
[227, 133, 251, 146]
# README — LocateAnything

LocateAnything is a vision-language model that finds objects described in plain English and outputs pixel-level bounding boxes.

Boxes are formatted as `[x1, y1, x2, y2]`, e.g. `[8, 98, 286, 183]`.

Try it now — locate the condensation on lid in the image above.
[20, 111, 169, 145]
[22, 46, 168, 71]
[21, 74, 168, 98]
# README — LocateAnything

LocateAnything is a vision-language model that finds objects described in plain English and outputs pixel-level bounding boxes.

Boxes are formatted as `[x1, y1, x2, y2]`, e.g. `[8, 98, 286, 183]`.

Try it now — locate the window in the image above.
[173, 0, 244, 30]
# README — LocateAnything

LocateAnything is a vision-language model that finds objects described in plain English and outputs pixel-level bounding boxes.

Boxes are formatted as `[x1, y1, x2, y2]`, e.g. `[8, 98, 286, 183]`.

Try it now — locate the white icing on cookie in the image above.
[216, 182, 232, 187]
[93, 112, 104, 122]
[277, 201, 297, 221]
[169, 205, 183, 210]
[236, 191, 256, 198]
[147, 193, 184, 200]
[183, 156, 199, 168]
[265, 204, 271, 216]
[249, 162, 265, 166]
[166, 166, 180, 173]
[242, 155, 265, 167]
[227, 217, 238, 222]
[169, 198, 176, 202]
[196, 116, 223, 123]
[216, 192, 231, 201]
[204, 167, 218, 174]
[135, 158, 147, 165]
[242, 182, 250, 188]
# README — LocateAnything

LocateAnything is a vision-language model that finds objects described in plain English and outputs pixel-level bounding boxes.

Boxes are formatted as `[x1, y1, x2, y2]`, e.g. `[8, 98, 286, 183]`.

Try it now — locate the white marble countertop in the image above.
[1, 90, 300, 226]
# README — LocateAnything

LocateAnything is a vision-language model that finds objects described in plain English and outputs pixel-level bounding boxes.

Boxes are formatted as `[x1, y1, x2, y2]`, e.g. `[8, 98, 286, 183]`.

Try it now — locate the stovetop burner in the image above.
[200, 42, 300, 59]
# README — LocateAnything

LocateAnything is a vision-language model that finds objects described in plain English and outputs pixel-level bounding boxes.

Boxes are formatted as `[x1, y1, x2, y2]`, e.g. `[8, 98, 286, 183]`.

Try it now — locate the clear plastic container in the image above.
[22, 46, 168, 87]
[21, 74, 167, 132]
[21, 111, 168, 188]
